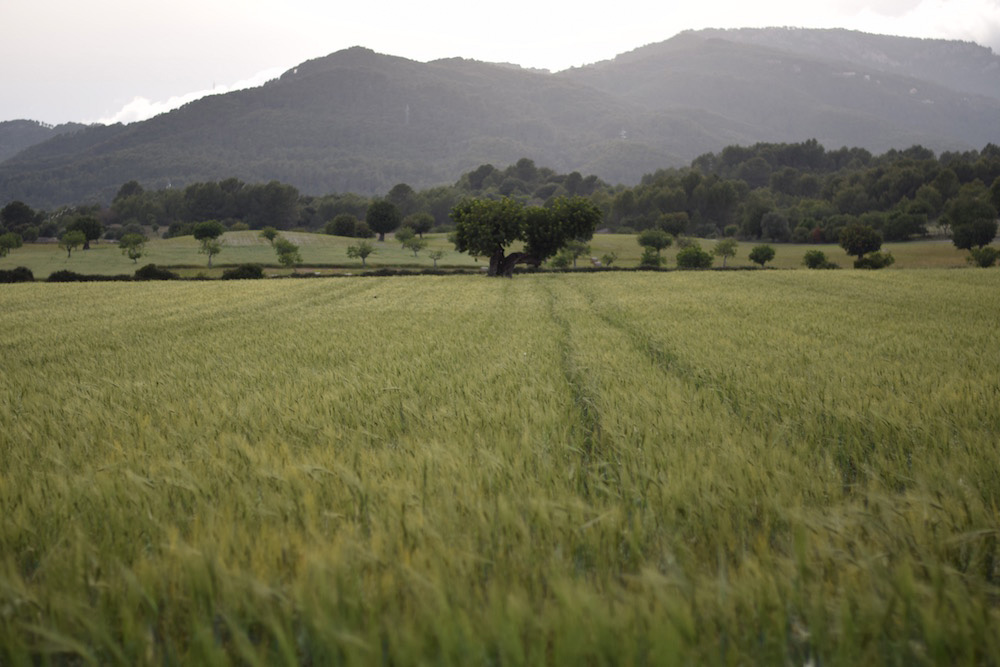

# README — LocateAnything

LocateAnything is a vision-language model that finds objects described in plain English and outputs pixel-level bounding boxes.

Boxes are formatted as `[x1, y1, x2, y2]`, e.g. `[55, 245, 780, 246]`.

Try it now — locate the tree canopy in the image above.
[838, 224, 883, 258]
[450, 196, 602, 277]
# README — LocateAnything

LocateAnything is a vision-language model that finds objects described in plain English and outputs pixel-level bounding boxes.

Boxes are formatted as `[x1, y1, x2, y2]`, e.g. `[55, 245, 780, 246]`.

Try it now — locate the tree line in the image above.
[2, 141, 998, 256]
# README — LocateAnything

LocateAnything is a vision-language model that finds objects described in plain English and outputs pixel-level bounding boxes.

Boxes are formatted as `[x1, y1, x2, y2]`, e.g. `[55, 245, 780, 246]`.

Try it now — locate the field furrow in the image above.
[1, 271, 998, 665]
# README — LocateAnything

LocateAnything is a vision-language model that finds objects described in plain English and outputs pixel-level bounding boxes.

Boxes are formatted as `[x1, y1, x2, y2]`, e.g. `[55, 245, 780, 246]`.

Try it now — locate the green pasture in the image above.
[0, 231, 975, 278]
[1, 270, 998, 665]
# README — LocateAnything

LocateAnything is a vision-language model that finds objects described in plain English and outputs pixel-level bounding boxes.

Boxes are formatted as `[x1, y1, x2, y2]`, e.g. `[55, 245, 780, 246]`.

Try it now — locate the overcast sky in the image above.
[3, 0, 999, 126]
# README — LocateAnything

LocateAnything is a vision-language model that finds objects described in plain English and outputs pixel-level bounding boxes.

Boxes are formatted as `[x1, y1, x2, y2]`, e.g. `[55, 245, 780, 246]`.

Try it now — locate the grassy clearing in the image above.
[1, 271, 998, 664]
[0, 232, 974, 278]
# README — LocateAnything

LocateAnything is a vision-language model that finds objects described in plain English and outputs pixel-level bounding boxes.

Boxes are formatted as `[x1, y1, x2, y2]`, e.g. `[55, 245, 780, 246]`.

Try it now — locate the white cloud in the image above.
[95, 66, 284, 125]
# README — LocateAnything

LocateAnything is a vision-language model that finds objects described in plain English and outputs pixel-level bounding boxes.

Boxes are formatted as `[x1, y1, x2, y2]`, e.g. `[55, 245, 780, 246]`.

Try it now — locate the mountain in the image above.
[2, 29, 999, 208]
[0, 120, 88, 163]
[559, 30, 1000, 153]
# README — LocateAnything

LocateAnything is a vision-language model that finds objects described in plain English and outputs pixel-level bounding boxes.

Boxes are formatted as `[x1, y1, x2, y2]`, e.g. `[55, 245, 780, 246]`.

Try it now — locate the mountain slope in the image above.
[2, 31, 999, 208]
[559, 31, 1000, 152]
[0, 120, 88, 163]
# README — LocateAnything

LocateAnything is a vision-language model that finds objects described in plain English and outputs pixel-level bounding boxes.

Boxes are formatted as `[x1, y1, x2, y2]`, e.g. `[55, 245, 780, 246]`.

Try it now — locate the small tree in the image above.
[59, 230, 86, 258]
[194, 220, 225, 267]
[259, 226, 279, 245]
[428, 249, 446, 268]
[274, 238, 302, 267]
[713, 238, 738, 268]
[402, 236, 428, 258]
[347, 241, 375, 267]
[118, 233, 146, 263]
[404, 212, 435, 238]
[637, 228, 672, 261]
[0, 232, 23, 257]
[600, 251, 617, 267]
[639, 247, 664, 267]
[562, 240, 591, 268]
[749, 244, 776, 268]
[395, 227, 416, 244]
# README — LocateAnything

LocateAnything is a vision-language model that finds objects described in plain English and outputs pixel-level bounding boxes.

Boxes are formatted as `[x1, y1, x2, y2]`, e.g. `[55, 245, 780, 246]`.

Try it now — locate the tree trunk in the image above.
[487, 248, 537, 277]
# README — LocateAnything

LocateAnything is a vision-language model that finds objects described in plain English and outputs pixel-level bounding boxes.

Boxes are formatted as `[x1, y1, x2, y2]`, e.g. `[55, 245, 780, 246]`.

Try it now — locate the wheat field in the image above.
[1, 271, 998, 665]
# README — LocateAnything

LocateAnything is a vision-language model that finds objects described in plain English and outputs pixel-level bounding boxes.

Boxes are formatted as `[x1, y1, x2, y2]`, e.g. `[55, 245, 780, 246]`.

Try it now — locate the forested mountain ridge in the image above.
[686, 27, 1000, 101]
[2, 29, 999, 208]
[0, 120, 88, 164]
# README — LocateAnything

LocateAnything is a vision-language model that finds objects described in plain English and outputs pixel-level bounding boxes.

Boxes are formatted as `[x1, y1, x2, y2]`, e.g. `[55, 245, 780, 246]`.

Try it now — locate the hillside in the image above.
[2, 29, 999, 208]
[0, 120, 88, 163]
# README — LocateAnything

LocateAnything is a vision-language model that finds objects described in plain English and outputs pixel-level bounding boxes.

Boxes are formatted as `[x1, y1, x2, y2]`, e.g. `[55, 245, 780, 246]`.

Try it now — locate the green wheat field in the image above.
[2, 270, 999, 665]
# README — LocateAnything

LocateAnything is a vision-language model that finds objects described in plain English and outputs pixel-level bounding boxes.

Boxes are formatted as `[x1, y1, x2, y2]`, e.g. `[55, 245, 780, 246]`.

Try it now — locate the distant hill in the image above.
[2, 29, 999, 208]
[0, 120, 88, 163]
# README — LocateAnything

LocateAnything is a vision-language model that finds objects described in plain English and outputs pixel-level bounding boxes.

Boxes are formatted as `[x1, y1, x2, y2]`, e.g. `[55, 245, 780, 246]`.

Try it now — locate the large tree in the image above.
[366, 199, 401, 242]
[451, 196, 601, 277]
[838, 224, 882, 260]
[65, 215, 103, 250]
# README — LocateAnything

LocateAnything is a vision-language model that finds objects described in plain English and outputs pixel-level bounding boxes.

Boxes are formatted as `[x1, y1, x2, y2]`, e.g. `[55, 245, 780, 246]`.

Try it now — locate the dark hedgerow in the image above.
[47, 270, 131, 282]
[221, 264, 265, 280]
[134, 264, 180, 280]
[0, 266, 34, 283]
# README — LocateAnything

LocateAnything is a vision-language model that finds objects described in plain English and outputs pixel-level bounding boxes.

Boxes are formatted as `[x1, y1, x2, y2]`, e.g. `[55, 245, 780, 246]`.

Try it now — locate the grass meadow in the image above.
[0, 231, 976, 279]
[1, 270, 999, 664]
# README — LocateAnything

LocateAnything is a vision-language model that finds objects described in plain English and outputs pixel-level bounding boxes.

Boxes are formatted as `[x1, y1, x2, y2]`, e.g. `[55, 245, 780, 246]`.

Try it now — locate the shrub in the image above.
[47, 270, 87, 282]
[221, 264, 265, 280]
[354, 221, 375, 239]
[0, 266, 34, 283]
[134, 264, 179, 281]
[639, 247, 665, 267]
[47, 270, 131, 282]
[803, 250, 827, 269]
[326, 214, 357, 237]
[854, 252, 895, 269]
[967, 246, 999, 268]
[676, 244, 713, 269]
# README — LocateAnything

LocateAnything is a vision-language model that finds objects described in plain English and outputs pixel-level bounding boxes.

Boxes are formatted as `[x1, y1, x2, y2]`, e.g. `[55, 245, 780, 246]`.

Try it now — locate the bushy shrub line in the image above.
[221, 264, 265, 280]
[0, 266, 34, 283]
[47, 270, 132, 282]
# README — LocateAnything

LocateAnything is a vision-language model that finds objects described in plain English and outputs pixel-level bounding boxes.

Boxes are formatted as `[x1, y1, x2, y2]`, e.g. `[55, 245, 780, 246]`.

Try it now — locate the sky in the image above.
[2, 0, 999, 126]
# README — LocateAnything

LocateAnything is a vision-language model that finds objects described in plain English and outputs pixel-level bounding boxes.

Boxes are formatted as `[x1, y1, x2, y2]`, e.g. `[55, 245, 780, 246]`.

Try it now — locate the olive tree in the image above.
[194, 220, 225, 267]
[748, 244, 776, 267]
[118, 233, 146, 263]
[713, 238, 738, 267]
[0, 232, 23, 257]
[347, 240, 375, 267]
[451, 196, 601, 277]
[838, 224, 882, 260]
[59, 230, 86, 258]
[366, 199, 401, 242]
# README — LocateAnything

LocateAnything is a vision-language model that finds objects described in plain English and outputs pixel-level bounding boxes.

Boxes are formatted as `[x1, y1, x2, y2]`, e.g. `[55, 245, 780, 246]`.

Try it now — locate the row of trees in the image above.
[2, 142, 998, 255]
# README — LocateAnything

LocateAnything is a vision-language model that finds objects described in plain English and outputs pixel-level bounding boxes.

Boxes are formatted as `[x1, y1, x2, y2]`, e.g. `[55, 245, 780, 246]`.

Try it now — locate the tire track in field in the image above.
[569, 280, 749, 422]
[539, 280, 619, 499]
